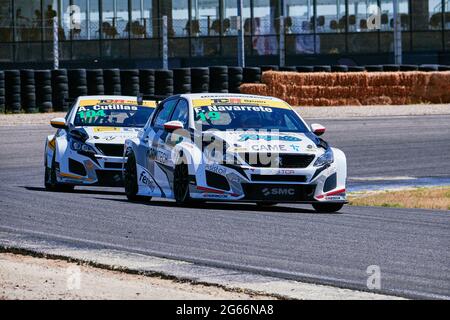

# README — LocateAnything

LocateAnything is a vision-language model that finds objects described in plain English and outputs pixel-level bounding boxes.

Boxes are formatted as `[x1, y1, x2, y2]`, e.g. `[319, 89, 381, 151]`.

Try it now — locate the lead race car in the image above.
[44, 95, 156, 191]
[123, 94, 347, 212]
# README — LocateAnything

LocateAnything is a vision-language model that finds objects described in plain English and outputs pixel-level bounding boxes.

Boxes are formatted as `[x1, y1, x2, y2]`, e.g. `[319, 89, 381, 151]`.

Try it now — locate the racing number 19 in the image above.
[197, 111, 220, 122]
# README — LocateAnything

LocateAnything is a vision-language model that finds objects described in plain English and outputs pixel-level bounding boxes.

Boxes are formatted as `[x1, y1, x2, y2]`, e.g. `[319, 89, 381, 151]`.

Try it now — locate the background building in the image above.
[0, 0, 449, 68]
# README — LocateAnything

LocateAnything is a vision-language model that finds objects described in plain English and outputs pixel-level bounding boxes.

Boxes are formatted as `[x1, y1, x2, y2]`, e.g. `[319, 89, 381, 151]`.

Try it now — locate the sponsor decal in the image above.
[93, 127, 121, 132]
[78, 105, 138, 112]
[290, 144, 300, 152]
[79, 99, 156, 108]
[277, 169, 296, 175]
[250, 144, 288, 152]
[206, 105, 273, 113]
[325, 195, 345, 201]
[192, 98, 291, 110]
[201, 193, 229, 199]
[149, 147, 169, 164]
[139, 170, 156, 192]
[238, 134, 302, 142]
[262, 187, 295, 196]
[205, 164, 226, 175]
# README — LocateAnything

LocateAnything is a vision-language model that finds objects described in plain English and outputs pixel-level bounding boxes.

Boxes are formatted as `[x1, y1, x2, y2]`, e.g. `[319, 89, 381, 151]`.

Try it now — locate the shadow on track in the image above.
[21, 186, 125, 197]
[95, 197, 336, 215]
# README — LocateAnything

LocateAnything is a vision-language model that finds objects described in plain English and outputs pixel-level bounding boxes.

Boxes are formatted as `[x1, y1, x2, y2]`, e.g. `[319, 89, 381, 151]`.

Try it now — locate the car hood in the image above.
[75, 126, 142, 145]
[204, 130, 322, 154]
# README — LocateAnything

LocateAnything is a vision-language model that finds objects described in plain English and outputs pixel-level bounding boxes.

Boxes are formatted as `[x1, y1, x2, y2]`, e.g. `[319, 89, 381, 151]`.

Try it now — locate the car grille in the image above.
[95, 144, 124, 157]
[104, 162, 123, 169]
[240, 153, 315, 168]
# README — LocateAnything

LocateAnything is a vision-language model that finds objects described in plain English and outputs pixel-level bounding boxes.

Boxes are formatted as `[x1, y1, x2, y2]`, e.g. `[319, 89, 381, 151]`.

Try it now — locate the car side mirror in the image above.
[311, 123, 326, 136]
[163, 120, 184, 132]
[50, 117, 67, 129]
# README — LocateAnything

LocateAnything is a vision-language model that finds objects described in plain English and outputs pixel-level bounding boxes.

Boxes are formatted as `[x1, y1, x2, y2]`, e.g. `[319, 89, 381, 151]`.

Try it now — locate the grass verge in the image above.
[348, 186, 450, 211]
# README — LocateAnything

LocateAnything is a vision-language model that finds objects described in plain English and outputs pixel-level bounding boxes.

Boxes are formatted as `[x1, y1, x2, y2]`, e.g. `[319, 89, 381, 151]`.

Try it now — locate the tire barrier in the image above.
[240, 70, 450, 106]
[279, 66, 297, 72]
[243, 67, 261, 83]
[0, 71, 5, 113]
[120, 69, 140, 96]
[296, 66, 314, 73]
[260, 65, 279, 72]
[139, 69, 155, 97]
[209, 66, 228, 93]
[348, 66, 366, 72]
[51, 69, 69, 112]
[35, 70, 53, 112]
[383, 64, 400, 72]
[5, 70, 21, 113]
[173, 68, 191, 94]
[228, 66, 243, 94]
[68, 69, 87, 100]
[191, 67, 209, 93]
[20, 69, 37, 113]
[104, 69, 122, 95]
[400, 65, 418, 72]
[419, 64, 439, 72]
[313, 65, 331, 72]
[331, 65, 348, 72]
[87, 69, 104, 95]
[154, 69, 173, 98]
[365, 65, 383, 72]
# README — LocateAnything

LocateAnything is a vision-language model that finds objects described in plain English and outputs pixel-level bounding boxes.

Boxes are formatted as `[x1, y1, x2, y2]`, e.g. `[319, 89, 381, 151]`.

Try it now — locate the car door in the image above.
[145, 98, 179, 195]
[155, 98, 190, 195]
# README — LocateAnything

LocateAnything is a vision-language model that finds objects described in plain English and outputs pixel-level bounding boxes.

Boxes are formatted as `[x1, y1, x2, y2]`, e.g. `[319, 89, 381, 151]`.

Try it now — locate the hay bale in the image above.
[243, 70, 450, 106]
[239, 83, 268, 96]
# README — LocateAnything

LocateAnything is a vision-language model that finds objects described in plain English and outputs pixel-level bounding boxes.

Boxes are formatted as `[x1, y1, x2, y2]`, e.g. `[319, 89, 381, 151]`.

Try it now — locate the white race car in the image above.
[44, 95, 156, 191]
[123, 94, 347, 212]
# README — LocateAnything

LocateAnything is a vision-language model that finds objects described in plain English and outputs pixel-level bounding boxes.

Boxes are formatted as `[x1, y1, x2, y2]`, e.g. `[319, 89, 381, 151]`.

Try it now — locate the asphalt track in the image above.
[0, 114, 449, 299]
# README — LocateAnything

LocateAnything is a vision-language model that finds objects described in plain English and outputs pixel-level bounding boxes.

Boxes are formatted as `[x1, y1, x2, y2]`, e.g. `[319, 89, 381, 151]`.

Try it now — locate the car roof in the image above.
[179, 93, 284, 103]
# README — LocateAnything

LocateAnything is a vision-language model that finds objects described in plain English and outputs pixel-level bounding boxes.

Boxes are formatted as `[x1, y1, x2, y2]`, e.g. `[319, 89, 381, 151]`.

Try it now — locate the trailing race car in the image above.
[123, 94, 347, 212]
[44, 95, 156, 191]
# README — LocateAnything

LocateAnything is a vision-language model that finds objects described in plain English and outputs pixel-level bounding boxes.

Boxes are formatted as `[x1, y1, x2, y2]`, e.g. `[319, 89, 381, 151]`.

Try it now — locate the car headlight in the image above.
[313, 148, 334, 167]
[70, 139, 96, 154]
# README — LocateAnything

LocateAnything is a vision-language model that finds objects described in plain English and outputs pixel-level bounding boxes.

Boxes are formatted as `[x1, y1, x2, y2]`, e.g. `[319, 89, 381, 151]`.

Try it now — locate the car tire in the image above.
[45, 154, 74, 192]
[173, 163, 193, 205]
[124, 152, 151, 202]
[312, 202, 344, 213]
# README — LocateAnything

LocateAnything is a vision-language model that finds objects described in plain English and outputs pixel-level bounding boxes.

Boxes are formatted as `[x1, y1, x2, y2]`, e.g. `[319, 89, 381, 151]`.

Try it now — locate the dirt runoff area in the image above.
[0, 252, 270, 300]
[349, 186, 450, 211]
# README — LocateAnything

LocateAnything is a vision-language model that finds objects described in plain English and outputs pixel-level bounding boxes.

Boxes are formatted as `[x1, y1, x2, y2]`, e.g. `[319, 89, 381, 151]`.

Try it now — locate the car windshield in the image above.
[74, 104, 154, 127]
[193, 104, 309, 132]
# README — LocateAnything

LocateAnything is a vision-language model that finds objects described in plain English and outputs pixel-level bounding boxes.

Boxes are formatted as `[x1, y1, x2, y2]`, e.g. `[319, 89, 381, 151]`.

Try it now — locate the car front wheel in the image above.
[173, 163, 192, 205]
[44, 155, 74, 192]
[124, 152, 151, 202]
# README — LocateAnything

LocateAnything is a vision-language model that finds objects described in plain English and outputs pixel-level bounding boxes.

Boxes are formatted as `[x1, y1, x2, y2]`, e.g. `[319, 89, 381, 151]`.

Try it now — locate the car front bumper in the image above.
[57, 152, 125, 187]
[190, 161, 347, 203]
